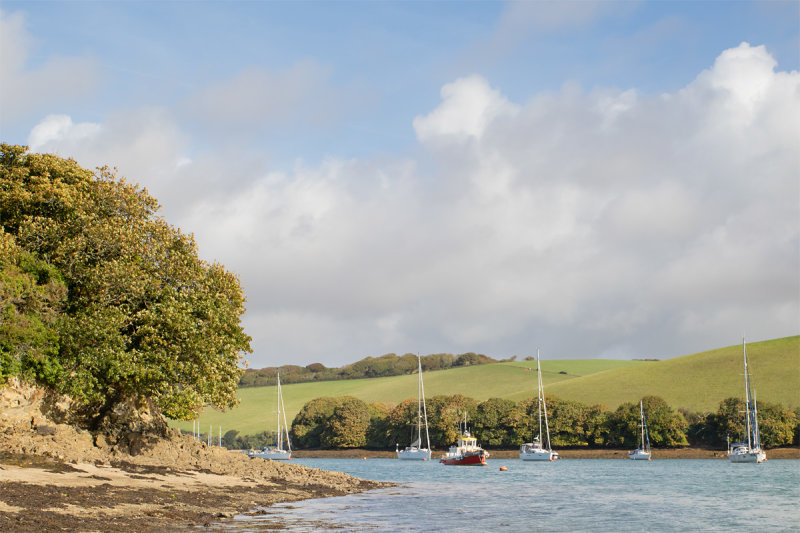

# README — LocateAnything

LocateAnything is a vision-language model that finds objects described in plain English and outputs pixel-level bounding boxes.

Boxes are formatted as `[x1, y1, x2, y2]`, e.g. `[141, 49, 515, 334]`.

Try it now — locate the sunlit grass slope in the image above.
[171, 358, 644, 436]
[541, 336, 799, 412]
[171, 336, 798, 436]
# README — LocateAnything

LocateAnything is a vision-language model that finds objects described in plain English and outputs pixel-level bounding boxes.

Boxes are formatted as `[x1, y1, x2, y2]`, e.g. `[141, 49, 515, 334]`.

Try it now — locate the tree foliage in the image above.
[239, 351, 498, 387]
[275, 391, 798, 451]
[321, 396, 371, 448]
[0, 144, 251, 424]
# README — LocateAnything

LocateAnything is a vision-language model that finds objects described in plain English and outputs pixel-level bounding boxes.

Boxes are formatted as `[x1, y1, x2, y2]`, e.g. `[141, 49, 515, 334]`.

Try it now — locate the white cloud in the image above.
[28, 115, 102, 150]
[23, 42, 800, 366]
[413, 75, 519, 141]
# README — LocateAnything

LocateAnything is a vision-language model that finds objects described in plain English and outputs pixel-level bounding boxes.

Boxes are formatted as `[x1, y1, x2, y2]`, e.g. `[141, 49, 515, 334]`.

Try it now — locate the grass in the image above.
[542, 336, 800, 413]
[171, 358, 645, 436]
[170, 336, 799, 436]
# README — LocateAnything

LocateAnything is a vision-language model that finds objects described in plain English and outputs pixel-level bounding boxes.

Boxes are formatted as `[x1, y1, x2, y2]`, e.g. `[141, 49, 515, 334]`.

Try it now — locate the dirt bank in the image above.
[0, 380, 390, 532]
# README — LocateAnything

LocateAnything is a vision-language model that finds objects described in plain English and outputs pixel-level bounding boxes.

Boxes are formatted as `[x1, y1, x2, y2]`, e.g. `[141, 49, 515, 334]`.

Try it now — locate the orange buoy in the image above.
[363, 457, 367, 460]
[499, 466, 507, 471]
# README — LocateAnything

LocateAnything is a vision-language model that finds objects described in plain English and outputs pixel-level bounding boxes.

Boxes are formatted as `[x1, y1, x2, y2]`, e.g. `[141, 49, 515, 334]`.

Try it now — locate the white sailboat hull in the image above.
[728, 447, 766, 463]
[397, 447, 431, 460]
[628, 449, 651, 460]
[249, 448, 291, 460]
[520, 446, 558, 461]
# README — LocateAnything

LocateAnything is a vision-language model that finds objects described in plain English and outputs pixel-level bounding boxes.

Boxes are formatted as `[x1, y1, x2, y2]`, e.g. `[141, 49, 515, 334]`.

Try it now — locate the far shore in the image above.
[291, 446, 800, 460]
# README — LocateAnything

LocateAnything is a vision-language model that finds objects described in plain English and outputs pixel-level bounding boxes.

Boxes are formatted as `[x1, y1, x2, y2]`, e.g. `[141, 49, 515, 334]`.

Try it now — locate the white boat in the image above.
[249, 373, 292, 460]
[520, 349, 558, 461]
[628, 400, 651, 460]
[397, 355, 431, 460]
[728, 338, 766, 464]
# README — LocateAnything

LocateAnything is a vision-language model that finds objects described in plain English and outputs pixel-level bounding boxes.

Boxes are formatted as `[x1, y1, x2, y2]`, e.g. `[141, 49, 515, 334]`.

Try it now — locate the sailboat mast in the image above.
[743, 339, 752, 449]
[416, 356, 423, 444]
[539, 350, 552, 451]
[418, 355, 431, 450]
[536, 349, 543, 443]
[640, 400, 645, 450]
[279, 374, 292, 452]
[276, 374, 283, 450]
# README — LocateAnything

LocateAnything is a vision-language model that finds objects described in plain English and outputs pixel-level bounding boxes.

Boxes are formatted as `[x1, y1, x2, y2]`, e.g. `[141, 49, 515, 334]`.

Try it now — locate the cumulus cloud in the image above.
[23, 42, 800, 365]
[0, 9, 100, 123]
[413, 75, 519, 141]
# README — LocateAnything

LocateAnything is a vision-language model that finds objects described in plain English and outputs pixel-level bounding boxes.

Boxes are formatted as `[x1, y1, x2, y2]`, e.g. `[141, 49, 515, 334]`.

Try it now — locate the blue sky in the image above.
[2, 1, 799, 367]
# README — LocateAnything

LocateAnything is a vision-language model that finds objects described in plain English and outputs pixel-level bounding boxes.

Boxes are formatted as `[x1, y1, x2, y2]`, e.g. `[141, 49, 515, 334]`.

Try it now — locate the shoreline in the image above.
[0, 381, 390, 532]
[2, 448, 797, 532]
[291, 446, 800, 460]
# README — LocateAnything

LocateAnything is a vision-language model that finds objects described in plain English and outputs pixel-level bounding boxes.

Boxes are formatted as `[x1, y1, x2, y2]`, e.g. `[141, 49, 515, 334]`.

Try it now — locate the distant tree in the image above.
[454, 352, 496, 367]
[386, 398, 420, 448]
[222, 429, 240, 449]
[365, 402, 393, 448]
[608, 396, 687, 447]
[708, 397, 748, 447]
[321, 396, 371, 448]
[0, 145, 251, 426]
[291, 396, 339, 448]
[473, 398, 516, 447]
[426, 394, 478, 447]
[679, 408, 716, 447]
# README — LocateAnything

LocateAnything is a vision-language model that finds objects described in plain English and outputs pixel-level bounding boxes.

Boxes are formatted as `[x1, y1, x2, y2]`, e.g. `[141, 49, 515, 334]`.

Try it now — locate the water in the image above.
[219, 458, 799, 532]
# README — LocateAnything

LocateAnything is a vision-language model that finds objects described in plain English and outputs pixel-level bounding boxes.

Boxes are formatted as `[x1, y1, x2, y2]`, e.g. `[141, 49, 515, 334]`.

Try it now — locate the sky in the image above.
[1, 1, 799, 368]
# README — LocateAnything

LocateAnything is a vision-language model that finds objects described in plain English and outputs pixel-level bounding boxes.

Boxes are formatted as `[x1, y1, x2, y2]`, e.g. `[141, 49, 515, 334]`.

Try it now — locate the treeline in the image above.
[221, 394, 799, 451]
[239, 352, 502, 387]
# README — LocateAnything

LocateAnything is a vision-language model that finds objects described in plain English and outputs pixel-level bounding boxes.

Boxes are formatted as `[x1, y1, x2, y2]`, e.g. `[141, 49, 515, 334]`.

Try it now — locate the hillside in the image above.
[172, 359, 644, 436]
[542, 336, 799, 412]
[171, 336, 799, 436]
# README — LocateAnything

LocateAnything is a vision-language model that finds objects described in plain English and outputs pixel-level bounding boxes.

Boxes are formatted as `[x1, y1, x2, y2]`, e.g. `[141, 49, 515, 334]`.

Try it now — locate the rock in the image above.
[94, 434, 108, 448]
[36, 425, 57, 436]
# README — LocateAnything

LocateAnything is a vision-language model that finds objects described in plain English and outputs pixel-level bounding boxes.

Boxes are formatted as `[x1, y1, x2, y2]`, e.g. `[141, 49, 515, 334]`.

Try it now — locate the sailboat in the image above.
[520, 349, 558, 461]
[249, 373, 292, 460]
[728, 338, 766, 463]
[628, 400, 651, 460]
[397, 355, 431, 460]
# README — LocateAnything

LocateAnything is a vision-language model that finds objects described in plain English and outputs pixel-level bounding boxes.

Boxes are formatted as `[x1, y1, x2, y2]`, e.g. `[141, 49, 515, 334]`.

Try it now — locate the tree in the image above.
[365, 402, 392, 448]
[473, 398, 516, 447]
[291, 396, 339, 448]
[426, 394, 478, 447]
[710, 397, 797, 449]
[0, 233, 66, 383]
[0, 145, 251, 426]
[756, 402, 797, 448]
[386, 398, 420, 448]
[321, 396, 371, 448]
[608, 396, 688, 447]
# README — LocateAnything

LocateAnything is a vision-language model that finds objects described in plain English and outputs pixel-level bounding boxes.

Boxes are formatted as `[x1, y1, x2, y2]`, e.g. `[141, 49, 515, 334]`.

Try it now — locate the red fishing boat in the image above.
[440, 416, 489, 466]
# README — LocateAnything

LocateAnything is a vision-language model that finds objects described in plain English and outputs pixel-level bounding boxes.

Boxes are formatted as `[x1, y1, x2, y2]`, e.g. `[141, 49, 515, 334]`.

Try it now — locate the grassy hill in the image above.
[171, 336, 799, 436]
[543, 335, 799, 413]
[172, 358, 644, 436]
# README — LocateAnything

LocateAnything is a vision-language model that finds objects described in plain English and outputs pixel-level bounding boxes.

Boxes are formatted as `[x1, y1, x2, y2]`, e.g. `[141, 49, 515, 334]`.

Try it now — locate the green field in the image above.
[171, 336, 800, 436]
[544, 335, 800, 412]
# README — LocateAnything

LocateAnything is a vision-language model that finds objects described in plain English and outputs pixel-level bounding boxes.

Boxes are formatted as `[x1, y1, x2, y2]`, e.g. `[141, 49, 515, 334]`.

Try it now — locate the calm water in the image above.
[217, 458, 799, 532]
